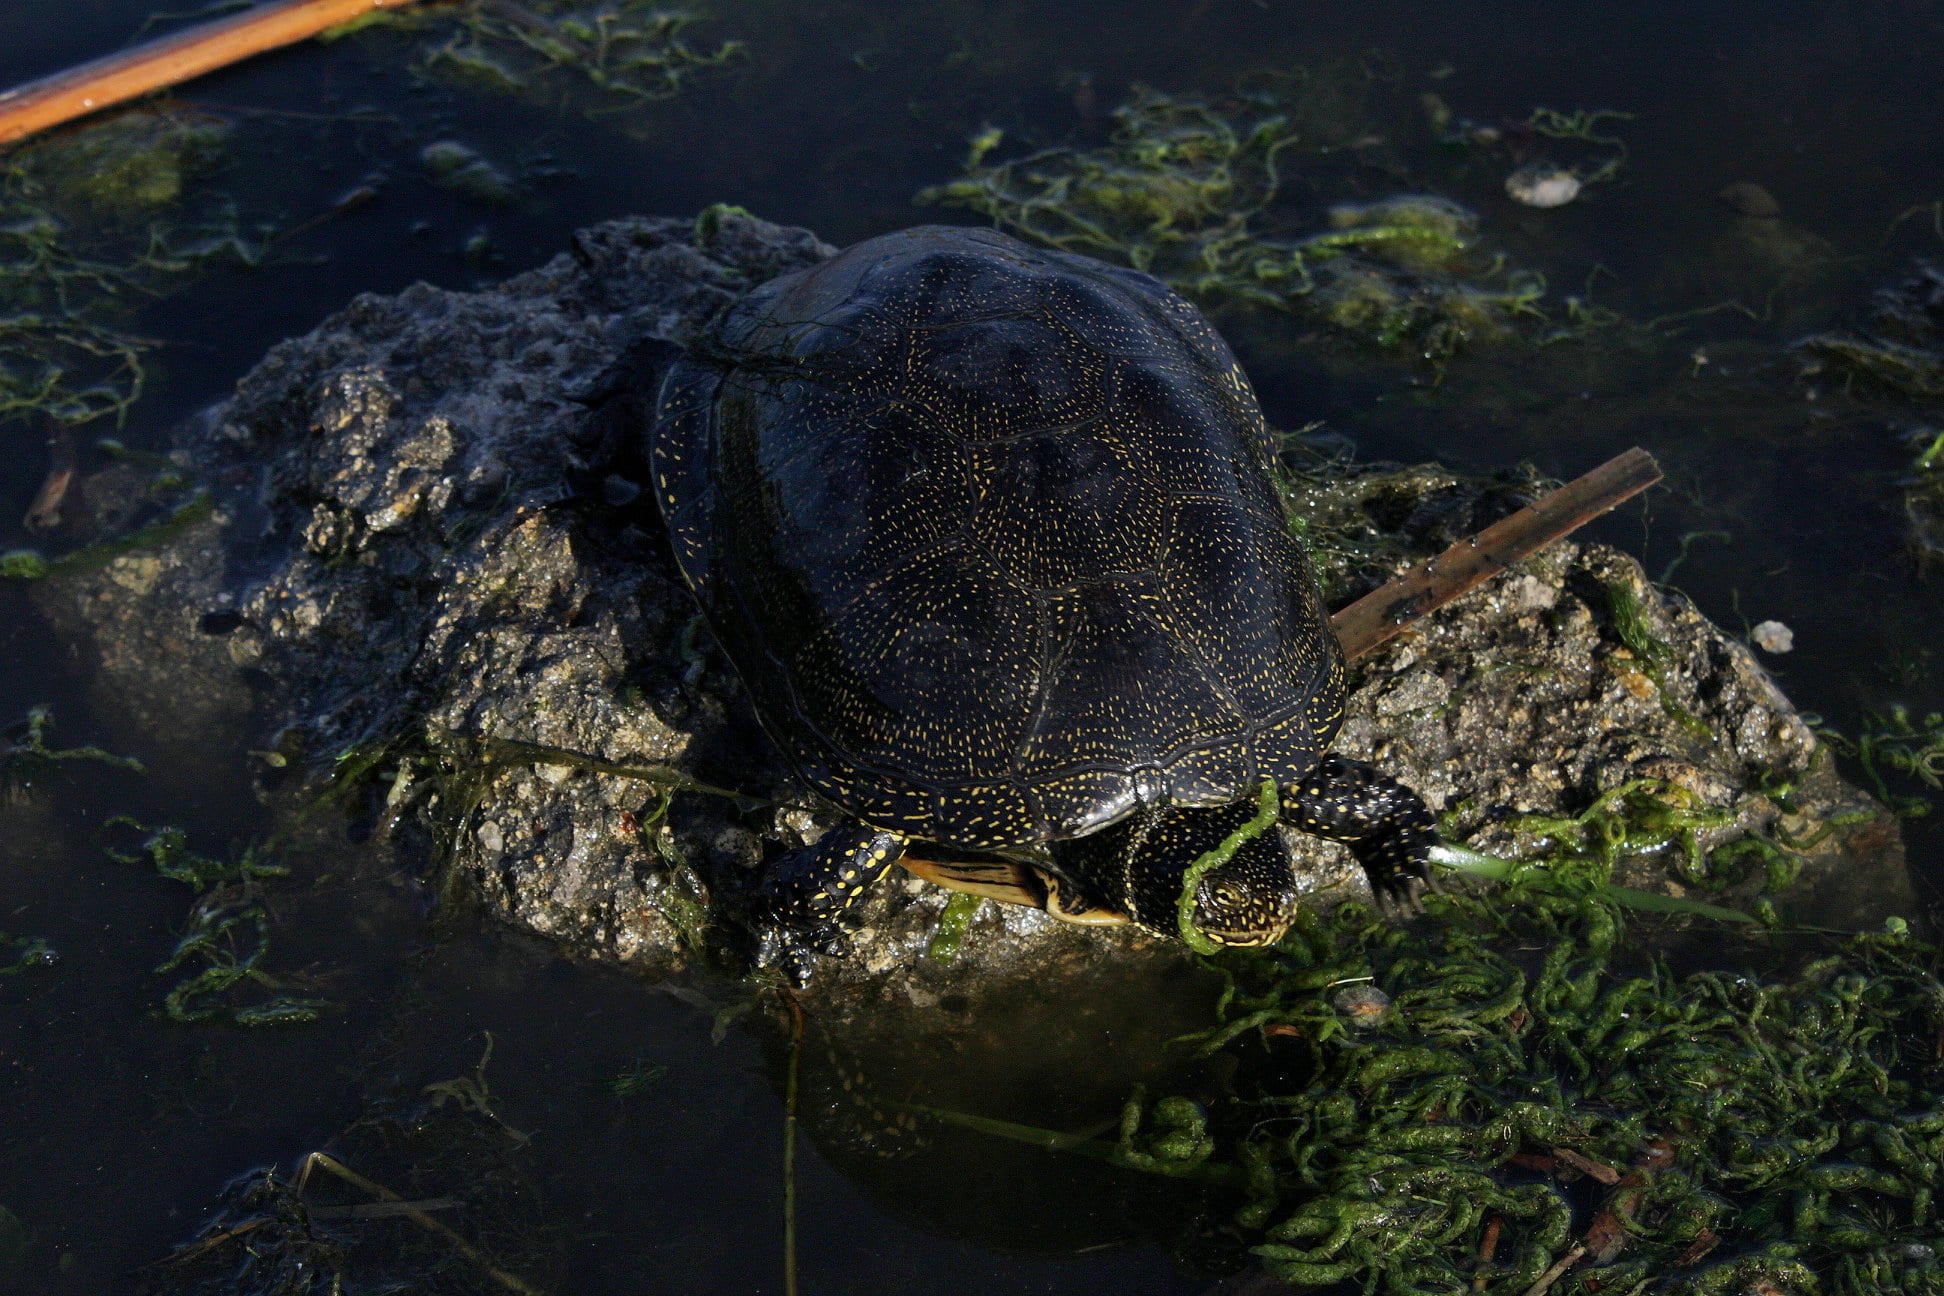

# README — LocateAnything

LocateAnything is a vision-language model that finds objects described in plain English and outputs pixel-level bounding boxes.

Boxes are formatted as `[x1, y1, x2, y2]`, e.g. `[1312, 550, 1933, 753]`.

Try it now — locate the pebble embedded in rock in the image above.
[1505, 163, 1581, 208]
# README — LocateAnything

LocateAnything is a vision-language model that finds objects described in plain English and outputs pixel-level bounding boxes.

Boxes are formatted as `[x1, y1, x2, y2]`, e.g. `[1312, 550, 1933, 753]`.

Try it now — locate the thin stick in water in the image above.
[0, 0, 427, 148]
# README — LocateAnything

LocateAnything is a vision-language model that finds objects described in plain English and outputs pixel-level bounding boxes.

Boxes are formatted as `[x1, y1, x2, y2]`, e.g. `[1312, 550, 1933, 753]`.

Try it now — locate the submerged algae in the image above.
[1798, 259, 1944, 402]
[956, 829, 1943, 1295]
[0, 109, 259, 430]
[919, 86, 1550, 372]
[1141, 886, 1943, 1295]
[352, 0, 745, 128]
[0, 704, 144, 800]
[106, 819, 330, 1026]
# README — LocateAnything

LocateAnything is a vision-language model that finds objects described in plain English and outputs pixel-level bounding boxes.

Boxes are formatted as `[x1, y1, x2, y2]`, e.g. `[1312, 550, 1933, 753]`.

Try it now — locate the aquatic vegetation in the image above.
[1124, 890, 1942, 1295]
[0, 489, 214, 582]
[924, 891, 982, 964]
[1, 931, 55, 977]
[1604, 579, 1711, 741]
[149, 1145, 548, 1295]
[1818, 704, 1944, 819]
[420, 139, 518, 205]
[912, 774, 1940, 1294]
[960, 890, 1942, 1293]
[7, 108, 231, 219]
[1902, 425, 1944, 570]
[106, 819, 329, 1025]
[0, 109, 260, 430]
[424, 1033, 531, 1145]
[608, 1058, 670, 1099]
[0, 704, 144, 799]
[1797, 259, 1944, 401]
[918, 86, 1550, 373]
[354, 0, 744, 127]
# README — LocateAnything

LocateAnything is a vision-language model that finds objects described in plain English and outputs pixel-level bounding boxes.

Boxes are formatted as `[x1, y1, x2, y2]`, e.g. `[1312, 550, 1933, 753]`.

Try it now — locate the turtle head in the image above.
[1185, 847, 1300, 947]
[1057, 801, 1300, 948]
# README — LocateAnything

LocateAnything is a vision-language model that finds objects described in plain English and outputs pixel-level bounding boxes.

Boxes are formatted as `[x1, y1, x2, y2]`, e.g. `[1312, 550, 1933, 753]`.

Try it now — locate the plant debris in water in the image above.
[1, 107, 261, 430]
[1797, 259, 1944, 402]
[106, 819, 330, 1026]
[0, 704, 144, 800]
[925, 785, 1942, 1295]
[1819, 704, 1944, 820]
[918, 84, 1548, 373]
[147, 1098, 549, 1295]
[354, 0, 744, 127]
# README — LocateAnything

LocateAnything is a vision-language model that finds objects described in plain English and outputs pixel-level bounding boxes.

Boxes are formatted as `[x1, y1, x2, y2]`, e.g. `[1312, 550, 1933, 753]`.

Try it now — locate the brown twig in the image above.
[296, 1151, 547, 1296]
[1472, 1214, 1502, 1291]
[1549, 1145, 1622, 1185]
[1331, 447, 1663, 661]
[1519, 1242, 1587, 1296]
[23, 427, 78, 530]
[0, 0, 428, 149]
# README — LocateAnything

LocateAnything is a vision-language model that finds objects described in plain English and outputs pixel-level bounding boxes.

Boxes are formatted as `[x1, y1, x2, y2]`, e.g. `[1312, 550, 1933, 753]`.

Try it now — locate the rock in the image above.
[27, 210, 1913, 1013]
[1505, 163, 1581, 208]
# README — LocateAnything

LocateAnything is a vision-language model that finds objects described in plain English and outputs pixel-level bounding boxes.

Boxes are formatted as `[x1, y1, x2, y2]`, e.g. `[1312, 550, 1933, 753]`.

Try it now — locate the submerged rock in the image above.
[29, 211, 1913, 1012]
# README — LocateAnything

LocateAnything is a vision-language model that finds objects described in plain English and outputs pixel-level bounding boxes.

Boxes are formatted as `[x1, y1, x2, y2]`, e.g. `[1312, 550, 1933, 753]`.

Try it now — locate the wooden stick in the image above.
[0, 0, 426, 149]
[1330, 447, 1662, 662]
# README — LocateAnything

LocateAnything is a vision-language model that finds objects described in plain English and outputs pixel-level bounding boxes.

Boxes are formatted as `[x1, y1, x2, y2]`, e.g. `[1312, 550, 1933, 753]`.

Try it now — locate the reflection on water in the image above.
[1, 0, 1941, 1292]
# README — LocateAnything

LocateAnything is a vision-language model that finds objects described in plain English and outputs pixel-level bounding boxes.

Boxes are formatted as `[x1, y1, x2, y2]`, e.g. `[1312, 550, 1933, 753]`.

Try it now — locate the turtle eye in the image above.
[1210, 883, 1242, 908]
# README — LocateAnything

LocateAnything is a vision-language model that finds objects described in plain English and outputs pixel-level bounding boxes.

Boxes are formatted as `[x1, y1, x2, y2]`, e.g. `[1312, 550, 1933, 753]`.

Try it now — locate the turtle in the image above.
[647, 224, 1436, 984]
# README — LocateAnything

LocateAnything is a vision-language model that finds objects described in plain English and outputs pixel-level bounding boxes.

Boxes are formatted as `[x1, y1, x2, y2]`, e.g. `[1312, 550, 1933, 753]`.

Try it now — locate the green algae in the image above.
[1819, 704, 1944, 819]
[608, 1058, 670, 1099]
[8, 109, 231, 219]
[0, 109, 259, 430]
[1149, 894, 1943, 1295]
[1604, 579, 1712, 742]
[106, 819, 329, 1026]
[0, 490, 215, 583]
[1, 932, 55, 977]
[1, 705, 144, 799]
[361, 1, 746, 127]
[926, 891, 983, 964]
[917, 772, 1940, 1294]
[1175, 778, 1281, 955]
[1903, 426, 1944, 570]
[917, 85, 1552, 373]
[1798, 260, 1944, 401]
[420, 140, 519, 206]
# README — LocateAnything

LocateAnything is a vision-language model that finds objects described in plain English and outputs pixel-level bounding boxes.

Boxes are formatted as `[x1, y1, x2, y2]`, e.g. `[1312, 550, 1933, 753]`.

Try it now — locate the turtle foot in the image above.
[1282, 754, 1438, 919]
[752, 824, 907, 986]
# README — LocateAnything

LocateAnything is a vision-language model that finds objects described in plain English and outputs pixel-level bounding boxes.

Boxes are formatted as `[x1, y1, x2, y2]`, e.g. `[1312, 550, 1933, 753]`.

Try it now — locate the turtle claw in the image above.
[1371, 872, 1430, 920]
[753, 907, 853, 987]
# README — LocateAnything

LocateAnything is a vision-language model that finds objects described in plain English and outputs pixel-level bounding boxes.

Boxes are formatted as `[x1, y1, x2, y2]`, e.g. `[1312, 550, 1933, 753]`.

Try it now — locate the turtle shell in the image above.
[650, 225, 1346, 852]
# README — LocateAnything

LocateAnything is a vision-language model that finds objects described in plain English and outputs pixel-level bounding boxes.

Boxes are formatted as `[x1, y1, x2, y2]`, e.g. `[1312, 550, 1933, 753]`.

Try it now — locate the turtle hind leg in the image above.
[756, 825, 906, 987]
[1283, 754, 1437, 914]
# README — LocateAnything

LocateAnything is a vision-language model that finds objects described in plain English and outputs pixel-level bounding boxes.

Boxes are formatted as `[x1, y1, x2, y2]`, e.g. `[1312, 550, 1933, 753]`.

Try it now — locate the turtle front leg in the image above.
[756, 824, 907, 986]
[1283, 754, 1437, 913]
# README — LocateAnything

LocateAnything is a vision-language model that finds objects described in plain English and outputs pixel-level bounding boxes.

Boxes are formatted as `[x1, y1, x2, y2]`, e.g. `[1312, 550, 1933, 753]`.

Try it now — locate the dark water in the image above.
[1, 2, 1941, 1293]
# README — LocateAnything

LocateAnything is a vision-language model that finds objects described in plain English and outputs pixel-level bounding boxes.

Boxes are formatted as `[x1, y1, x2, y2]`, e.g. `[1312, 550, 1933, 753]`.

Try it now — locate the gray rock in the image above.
[30, 210, 1911, 1014]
